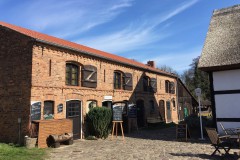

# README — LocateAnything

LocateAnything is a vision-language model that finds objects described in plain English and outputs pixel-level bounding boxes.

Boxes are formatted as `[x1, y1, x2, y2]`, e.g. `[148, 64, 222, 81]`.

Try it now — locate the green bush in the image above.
[86, 107, 112, 139]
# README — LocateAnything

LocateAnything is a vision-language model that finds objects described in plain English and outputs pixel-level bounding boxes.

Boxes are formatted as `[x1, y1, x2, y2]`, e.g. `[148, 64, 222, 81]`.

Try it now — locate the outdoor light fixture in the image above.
[18, 118, 22, 145]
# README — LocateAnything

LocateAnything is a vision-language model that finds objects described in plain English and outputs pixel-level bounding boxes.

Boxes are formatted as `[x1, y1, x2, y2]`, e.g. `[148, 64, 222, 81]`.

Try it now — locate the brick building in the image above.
[0, 21, 195, 144]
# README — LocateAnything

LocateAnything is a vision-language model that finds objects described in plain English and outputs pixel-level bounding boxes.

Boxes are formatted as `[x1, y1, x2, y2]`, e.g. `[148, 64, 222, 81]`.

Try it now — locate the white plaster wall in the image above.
[213, 69, 240, 91]
[215, 94, 240, 118]
[217, 122, 240, 134]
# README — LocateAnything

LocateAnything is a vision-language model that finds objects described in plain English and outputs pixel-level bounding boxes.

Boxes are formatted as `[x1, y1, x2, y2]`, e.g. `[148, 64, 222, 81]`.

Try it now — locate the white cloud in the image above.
[78, 0, 199, 53]
[5, 0, 133, 37]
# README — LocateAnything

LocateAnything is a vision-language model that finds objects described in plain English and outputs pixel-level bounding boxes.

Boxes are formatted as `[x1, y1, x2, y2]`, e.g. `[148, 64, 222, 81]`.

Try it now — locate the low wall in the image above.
[33, 119, 72, 148]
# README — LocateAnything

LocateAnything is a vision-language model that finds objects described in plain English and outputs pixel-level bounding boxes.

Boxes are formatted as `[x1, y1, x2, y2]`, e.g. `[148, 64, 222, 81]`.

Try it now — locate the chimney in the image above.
[147, 61, 156, 68]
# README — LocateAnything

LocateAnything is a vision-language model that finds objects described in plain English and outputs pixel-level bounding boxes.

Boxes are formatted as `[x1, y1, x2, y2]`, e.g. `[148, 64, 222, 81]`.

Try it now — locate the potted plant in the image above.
[24, 123, 38, 148]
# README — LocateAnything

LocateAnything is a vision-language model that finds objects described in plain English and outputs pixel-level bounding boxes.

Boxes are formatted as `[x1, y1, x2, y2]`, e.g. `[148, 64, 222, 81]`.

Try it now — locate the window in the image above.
[114, 71, 124, 89]
[66, 100, 80, 117]
[170, 82, 175, 94]
[143, 76, 150, 92]
[165, 80, 170, 93]
[66, 63, 79, 86]
[44, 101, 54, 119]
[86, 100, 97, 113]
[165, 80, 175, 94]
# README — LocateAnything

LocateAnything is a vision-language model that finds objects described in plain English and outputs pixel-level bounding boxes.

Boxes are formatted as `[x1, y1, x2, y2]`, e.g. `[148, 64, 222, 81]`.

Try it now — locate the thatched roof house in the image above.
[199, 5, 240, 71]
[198, 5, 240, 133]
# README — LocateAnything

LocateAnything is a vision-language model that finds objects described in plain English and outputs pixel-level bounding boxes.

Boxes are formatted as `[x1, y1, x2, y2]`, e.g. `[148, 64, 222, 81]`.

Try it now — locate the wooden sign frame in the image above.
[176, 123, 190, 141]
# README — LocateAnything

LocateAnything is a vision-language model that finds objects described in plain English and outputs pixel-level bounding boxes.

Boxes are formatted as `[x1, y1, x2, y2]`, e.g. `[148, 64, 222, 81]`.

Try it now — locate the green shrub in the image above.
[86, 107, 112, 139]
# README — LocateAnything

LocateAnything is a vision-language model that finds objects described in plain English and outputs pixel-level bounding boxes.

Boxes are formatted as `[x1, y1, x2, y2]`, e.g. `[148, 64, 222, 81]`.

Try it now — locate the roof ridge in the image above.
[213, 4, 240, 16]
[0, 21, 174, 77]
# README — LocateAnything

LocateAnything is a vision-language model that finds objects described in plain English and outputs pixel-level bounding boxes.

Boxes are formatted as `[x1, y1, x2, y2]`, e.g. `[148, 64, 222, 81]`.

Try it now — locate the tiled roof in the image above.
[0, 21, 174, 77]
[198, 5, 240, 71]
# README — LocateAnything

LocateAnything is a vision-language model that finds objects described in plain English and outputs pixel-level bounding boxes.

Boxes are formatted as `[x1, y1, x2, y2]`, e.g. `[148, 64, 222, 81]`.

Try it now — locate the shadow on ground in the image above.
[170, 152, 239, 160]
[124, 126, 210, 144]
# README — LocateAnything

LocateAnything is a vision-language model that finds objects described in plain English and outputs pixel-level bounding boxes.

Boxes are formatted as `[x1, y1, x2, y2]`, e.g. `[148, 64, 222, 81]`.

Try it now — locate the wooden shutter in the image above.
[150, 78, 157, 92]
[124, 72, 133, 90]
[82, 65, 97, 88]
[170, 82, 175, 94]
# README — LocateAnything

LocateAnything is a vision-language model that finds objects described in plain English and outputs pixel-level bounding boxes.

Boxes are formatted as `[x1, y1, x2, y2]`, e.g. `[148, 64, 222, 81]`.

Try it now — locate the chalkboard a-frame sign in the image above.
[112, 106, 122, 121]
[176, 124, 190, 141]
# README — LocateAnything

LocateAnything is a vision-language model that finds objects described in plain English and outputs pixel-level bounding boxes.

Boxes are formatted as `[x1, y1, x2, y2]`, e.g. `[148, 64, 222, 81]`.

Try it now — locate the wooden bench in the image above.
[47, 133, 73, 148]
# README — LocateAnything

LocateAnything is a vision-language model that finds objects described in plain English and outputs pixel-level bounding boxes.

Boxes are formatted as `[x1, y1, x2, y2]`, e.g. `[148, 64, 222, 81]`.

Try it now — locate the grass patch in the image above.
[0, 143, 47, 160]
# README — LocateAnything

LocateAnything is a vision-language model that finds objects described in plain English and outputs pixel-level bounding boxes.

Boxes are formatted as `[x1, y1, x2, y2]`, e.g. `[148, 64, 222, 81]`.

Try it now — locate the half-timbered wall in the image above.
[212, 69, 240, 133]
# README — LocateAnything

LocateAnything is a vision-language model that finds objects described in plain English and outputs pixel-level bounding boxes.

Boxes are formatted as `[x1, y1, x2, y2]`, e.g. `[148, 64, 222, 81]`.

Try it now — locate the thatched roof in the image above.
[198, 5, 240, 71]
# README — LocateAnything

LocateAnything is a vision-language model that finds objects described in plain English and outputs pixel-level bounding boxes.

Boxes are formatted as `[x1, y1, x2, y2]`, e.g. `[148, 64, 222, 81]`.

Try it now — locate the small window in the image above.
[44, 101, 54, 119]
[114, 71, 124, 89]
[86, 100, 97, 113]
[66, 63, 79, 86]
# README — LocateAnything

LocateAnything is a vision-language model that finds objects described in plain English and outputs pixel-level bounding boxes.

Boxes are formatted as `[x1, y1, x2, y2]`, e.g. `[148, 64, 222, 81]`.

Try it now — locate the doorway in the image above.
[66, 100, 81, 139]
[166, 101, 172, 122]
[136, 99, 145, 128]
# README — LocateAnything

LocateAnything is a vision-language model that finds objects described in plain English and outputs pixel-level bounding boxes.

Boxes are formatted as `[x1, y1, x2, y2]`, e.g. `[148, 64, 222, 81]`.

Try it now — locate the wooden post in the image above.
[111, 121, 124, 141]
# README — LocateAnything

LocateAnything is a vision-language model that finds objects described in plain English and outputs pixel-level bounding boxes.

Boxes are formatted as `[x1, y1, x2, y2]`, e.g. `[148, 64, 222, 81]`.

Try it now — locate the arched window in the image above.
[66, 63, 79, 86]
[143, 76, 150, 92]
[86, 100, 97, 113]
[114, 71, 124, 89]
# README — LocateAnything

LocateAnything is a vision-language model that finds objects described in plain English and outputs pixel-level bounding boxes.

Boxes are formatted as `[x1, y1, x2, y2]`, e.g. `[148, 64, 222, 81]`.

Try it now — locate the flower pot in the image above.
[24, 136, 37, 149]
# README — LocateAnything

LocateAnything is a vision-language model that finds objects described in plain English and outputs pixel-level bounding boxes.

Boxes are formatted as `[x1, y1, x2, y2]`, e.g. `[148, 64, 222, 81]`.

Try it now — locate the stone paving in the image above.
[46, 127, 240, 160]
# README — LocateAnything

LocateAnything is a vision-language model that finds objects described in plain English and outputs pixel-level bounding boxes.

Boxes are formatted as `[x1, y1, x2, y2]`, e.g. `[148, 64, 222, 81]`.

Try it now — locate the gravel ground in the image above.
[46, 127, 240, 160]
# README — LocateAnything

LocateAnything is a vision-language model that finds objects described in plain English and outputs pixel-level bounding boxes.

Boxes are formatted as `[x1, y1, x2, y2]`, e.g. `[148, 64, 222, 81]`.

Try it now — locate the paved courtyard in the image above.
[46, 127, 240, 160]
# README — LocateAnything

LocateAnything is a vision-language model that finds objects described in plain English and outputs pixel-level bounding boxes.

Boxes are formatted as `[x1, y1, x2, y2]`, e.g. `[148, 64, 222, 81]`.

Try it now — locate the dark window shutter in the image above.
[82, 65, 97, 88]
[124, 72, 133, 90]
[150, 78, 157, 92]
[170, 82, 175, 94]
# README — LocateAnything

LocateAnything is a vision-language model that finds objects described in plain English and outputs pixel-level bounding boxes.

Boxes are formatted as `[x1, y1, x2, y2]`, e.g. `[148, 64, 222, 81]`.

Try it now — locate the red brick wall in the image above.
[36, 119, 72, 148]
[0, 27, 33, 143]
[0, 27, 180, 143]
[30, 43, 179, 131]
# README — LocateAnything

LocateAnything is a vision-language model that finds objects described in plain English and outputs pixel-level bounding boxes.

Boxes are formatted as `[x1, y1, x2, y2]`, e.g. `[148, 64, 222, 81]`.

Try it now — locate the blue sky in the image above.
[1, 0, 240, 73]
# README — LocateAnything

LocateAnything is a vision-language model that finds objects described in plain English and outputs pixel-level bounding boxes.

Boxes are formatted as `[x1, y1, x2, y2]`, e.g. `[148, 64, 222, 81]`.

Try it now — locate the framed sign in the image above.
[31, 101, 41, 121]
[112, 102, 127, 115]
[112, 106, 122, 121]
[57, 103, 63, 113]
